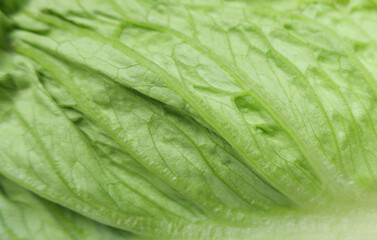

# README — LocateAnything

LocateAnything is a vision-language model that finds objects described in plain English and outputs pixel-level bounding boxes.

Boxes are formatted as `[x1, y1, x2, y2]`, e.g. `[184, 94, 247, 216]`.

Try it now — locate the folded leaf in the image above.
[0, 175, 139, 240]
[2, 0, 377, 239]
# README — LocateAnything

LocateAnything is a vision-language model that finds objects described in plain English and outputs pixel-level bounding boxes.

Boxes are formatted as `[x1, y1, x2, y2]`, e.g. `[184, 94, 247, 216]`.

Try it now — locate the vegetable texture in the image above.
[1, 0, 377, 239]
[0, 175, 137, 240]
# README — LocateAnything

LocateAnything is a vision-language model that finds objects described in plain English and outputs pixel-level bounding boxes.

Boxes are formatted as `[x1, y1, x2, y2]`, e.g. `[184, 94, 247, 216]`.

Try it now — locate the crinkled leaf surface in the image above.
[2, 0, 377, 239]
[0, 175, 139, 240]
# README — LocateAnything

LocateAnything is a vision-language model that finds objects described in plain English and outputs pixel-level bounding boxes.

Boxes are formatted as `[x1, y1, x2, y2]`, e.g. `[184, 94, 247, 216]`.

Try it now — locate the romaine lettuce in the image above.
[1, 0, 377, 239]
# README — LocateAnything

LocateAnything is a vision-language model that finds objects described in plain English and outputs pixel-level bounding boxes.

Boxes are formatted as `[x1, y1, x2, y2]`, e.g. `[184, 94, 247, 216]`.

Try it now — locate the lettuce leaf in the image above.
[0, 175, 139, 240]
[2, 0, 377, 239]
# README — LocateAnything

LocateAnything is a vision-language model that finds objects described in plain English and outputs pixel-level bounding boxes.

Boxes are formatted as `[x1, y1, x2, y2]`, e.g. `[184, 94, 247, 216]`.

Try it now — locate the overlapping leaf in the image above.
[2, 0, 377, 239]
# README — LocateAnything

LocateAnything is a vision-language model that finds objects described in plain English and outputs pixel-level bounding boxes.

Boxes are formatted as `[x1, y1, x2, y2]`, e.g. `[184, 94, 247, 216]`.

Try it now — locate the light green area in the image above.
[0, 175, 139, 240]
[2, 0, 377, 239]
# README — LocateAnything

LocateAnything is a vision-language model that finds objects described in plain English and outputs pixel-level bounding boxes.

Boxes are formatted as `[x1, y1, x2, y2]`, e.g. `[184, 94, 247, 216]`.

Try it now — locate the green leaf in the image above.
[0, 175, 139, 240]
[2, 0, 377, 239]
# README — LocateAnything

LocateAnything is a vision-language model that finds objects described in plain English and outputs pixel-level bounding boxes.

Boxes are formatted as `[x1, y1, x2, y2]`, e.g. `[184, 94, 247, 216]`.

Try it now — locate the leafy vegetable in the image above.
[1, 0, 377, 239]
[0, 175, 138, 240]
